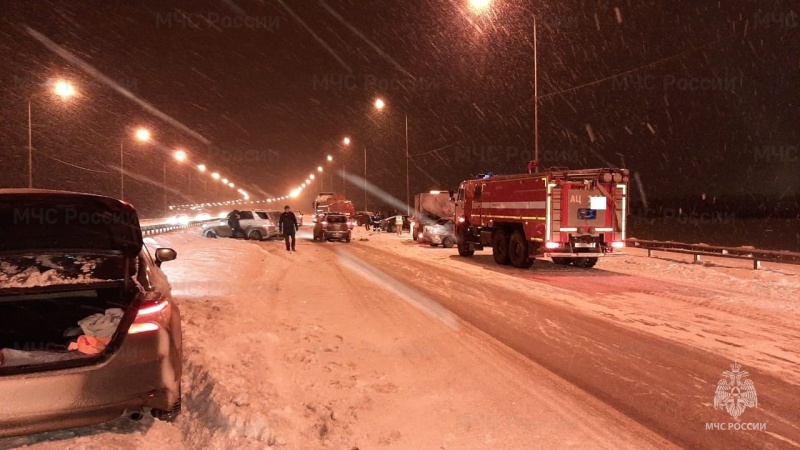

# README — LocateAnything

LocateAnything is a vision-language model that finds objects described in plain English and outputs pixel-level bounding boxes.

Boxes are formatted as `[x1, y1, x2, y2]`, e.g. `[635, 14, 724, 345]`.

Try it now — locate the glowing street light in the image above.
[222, 178, 228, 184]
[305, 179, 310, 184]
[135, 128, 151, 142]
[53, 80, 77, 99]
[327, 155, 333, 162]
[197, 164, 207, 172]
[468, 0, 491, 12]
[228, 182, 234, 188]
[317, 166, 323, 172]
[374, 98, 385, 110]
[310, 174, 315, 179]
[173, 149, 187, 162]
[343, 137, 351, 145]
[212, 172, 220, 180]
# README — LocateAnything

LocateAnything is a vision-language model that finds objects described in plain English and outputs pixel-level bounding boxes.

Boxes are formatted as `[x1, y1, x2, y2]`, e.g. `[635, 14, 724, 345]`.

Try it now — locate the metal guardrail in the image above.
[624, 238, 800, 269]
[141, 219, 216, 236]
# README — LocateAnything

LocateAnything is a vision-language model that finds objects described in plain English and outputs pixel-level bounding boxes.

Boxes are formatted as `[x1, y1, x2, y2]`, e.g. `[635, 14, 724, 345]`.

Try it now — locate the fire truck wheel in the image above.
[508, 231, 533, 268]
[552, 257, 571, 265]
[492, 231, 511, 265]
[573, 257, 598, 268]
[457, 229, 474, 257]
[442, 237, 455, 248]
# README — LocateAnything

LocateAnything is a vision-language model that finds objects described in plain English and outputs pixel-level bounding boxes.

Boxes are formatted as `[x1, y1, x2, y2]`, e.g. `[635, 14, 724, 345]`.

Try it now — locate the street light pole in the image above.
[163, 158, 167, 216]
[120, 141, 124, 200]
[27, 100, 32, 188]
[363, 144, 367, 211]
[533, 15, 539, 172]
[405, 113, 409, 215]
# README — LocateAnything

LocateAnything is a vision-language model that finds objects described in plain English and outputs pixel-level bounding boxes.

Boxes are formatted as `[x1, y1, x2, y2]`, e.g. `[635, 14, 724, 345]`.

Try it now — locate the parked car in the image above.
[312, 213, 352, 242]
[0, 189, 182, 437]
[379, 215, 411, 233]
[422, 218, 456, 248]
[201, 210, 279, 240]
[294, 211, 304, 227]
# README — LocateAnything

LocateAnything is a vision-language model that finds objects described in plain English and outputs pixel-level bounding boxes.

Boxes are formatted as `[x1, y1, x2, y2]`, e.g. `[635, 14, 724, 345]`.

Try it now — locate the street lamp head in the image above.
[197, 164, 207, 172]
[211, 172, 220, 180]
[343, 137, 351, 145]
[134, 128, 151, 142]
[228, 182, 234, 188]
[317, 166, 323, 172]
[173, 149, 187, 162]
[53, 80, 76, 99]
[327, 155, 333, 162]
[374, 98, 385, 110]
[468, 0, 491, 12]
[310, 174, 315, 179]
[305, 179, 310, 184]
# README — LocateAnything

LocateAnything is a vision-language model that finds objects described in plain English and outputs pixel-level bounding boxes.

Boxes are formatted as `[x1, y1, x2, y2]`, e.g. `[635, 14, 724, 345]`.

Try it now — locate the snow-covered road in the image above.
[3, 226, 798, 449]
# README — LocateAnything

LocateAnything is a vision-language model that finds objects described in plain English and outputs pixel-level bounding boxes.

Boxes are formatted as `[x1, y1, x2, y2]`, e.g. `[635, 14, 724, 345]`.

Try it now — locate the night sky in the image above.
[1, 0, 798, 217]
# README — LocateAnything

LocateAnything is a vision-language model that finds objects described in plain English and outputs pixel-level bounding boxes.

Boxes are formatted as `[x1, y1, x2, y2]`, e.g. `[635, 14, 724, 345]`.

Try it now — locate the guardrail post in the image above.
[753, 260, 761, 270]
[693, 254, 701, 264]
[648, 249, 654, 258]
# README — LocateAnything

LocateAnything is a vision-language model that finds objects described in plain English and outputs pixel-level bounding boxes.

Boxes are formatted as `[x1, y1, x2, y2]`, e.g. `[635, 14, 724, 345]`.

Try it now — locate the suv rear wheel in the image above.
[248, 230, 262, 241]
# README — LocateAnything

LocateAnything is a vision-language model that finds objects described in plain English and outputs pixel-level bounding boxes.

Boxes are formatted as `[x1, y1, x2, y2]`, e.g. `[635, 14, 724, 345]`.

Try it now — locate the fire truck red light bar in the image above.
[545, 242, 560, 249]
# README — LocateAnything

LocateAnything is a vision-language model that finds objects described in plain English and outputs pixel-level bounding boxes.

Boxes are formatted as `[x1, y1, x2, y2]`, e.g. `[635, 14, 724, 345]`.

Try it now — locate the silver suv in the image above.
[312, 213, 352, 242]
[201, 210, 280, 240]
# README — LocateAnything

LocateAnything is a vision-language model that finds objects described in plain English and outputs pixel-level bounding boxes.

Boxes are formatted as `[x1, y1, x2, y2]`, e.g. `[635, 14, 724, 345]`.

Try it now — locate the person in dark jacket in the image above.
[227, 210, 246, 238]
[279, 205, 299, 252]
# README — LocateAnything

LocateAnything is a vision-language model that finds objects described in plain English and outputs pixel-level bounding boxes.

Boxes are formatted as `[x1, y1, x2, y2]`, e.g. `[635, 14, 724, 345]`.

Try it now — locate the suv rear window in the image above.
[255, 212, 268, 220]
[326, 215, 346, 223]
[239, 211, 254, 220]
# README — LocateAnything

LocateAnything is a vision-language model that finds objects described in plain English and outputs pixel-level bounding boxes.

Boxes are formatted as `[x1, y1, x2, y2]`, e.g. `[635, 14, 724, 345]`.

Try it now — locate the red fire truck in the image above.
[453, 166, 629, 268]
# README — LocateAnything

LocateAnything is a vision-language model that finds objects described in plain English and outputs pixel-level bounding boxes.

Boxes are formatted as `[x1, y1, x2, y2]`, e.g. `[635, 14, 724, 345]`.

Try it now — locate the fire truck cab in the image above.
[453, 167, 629, 268]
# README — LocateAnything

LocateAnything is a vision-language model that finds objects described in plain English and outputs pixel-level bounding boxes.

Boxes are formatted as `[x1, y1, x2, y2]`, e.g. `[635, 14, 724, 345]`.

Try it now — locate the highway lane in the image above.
[333, 236, 800, 449]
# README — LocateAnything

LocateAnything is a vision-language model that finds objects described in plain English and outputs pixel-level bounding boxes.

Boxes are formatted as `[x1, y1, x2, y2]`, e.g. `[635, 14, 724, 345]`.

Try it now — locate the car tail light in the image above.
[130, 293, 169, 334]
[611, 241, 625, 248]
[545, 242, 560, 249]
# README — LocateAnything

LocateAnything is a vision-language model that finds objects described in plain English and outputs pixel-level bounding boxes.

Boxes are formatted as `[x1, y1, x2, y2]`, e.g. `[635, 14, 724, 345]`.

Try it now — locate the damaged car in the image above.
[0, 189, 182, 438]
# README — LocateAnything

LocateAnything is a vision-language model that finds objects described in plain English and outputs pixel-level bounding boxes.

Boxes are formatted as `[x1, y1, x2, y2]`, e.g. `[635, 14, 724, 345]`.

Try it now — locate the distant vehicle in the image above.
[0, 189, 182, 437]
[422, 218, 456, 248]
[167, 214, 190, 225]
[312, 192, 355, 220]
[411, 190, 455, 240]
[312, 213, 352, 242]
[354, 211, 374, 226]
[201, 210, 280, 240]
[294, 211, 304, 227]
[454, 166, 629, 268]
[379, 215, 411, 233]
